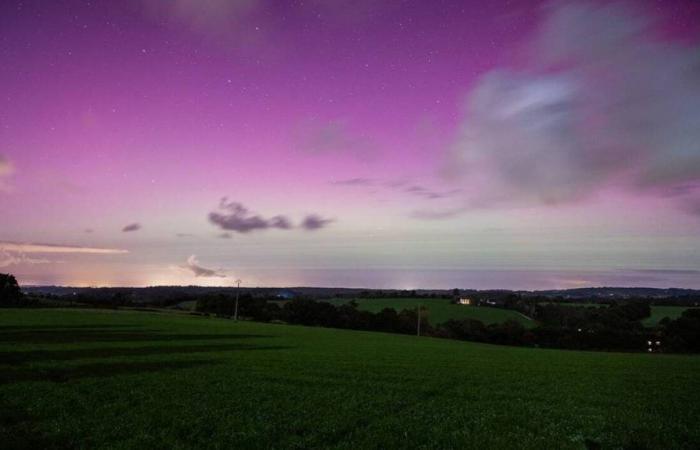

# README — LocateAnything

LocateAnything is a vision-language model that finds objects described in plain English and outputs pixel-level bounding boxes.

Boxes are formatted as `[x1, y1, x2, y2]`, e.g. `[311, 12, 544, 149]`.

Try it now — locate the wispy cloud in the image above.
[0, 241, 128, 268]
[403, 185, 462, 200]
[332, 177, 461, 201]
[0, 253, 51, 268]
[448, 1, 700, 214]
[122, 223, 142, 232]
[410, 207, 468, 220]
[297, 120, 376, 159]
[0, 242, 128, 254]
[208, 198, 332, 233]
[331, 177, 375, 186]
[184, 255, 226, 278]
[141, 0, 262, 42]
[0, 155, 15, 192]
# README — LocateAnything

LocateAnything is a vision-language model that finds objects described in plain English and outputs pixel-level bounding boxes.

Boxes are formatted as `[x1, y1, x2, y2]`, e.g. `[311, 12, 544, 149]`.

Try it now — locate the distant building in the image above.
[276, 289, 296, 300]
[457, 297, 473, 305]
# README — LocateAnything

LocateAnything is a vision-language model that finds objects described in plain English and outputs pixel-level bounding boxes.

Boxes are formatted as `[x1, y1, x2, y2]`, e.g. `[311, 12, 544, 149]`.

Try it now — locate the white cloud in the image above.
[0, 242, 129, 255]
[450, 1, 700, 212]
[184, 255, 226, 278]
[0, 242, 128, 268]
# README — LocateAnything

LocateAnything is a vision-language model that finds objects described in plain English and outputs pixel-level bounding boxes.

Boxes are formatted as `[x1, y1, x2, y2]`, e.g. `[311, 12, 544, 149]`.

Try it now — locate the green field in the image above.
[327, 297, 535, 327]
[643, 306, 698, 326]
[1, 309, 699, 449]
[542, 304, 697, 327]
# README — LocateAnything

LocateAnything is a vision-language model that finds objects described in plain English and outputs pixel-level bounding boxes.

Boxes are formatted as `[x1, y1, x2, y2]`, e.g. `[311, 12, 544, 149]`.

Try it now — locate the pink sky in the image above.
[1, 0, 699, 289]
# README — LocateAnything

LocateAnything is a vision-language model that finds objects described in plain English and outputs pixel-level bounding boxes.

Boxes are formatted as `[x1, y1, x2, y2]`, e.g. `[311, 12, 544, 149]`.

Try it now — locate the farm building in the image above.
[457, 297, 473, 305]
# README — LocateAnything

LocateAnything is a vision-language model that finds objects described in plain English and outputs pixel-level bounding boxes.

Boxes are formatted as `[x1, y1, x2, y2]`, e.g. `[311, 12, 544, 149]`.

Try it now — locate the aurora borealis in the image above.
[1, 0, 700, 289]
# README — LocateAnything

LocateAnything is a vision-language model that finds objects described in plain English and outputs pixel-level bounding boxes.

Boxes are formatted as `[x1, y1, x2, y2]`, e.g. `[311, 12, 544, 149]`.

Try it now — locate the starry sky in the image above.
[1, 0, 700, 289]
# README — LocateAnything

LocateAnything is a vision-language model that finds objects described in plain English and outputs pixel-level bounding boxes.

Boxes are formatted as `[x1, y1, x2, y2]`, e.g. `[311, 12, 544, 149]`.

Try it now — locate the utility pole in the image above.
[234, 279, 242, 321]
[416, 304, 421, 337]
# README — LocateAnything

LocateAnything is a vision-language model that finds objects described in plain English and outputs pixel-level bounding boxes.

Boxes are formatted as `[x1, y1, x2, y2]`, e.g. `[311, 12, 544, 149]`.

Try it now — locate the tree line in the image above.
[193, 292, 700, 353]
[2, 272, 698, 353]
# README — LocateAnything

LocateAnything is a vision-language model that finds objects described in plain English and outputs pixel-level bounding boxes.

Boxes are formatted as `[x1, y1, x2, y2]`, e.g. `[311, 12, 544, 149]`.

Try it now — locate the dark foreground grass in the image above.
[1, 309, 699, 449]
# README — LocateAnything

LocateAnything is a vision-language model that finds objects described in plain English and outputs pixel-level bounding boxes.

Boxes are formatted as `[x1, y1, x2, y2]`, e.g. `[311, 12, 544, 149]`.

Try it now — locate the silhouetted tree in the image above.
[0, 273, 24, 306]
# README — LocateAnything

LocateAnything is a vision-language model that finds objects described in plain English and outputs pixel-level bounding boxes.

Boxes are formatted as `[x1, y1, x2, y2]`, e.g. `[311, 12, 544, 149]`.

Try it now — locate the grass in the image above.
[327, 297, 535, 327]
[643, 306, 698, 326]
[542, 303, 698, 328]
[1, 309, 699, 449]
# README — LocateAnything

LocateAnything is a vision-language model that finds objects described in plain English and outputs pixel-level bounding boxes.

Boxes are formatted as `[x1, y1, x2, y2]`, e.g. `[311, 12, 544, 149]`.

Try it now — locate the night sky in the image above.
[2, 0, 700, 289]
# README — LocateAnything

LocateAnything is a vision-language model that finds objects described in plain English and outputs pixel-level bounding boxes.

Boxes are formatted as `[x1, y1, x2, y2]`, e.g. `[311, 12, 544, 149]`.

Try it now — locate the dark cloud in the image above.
[208, 198, 293, 233]
[122, 223, 142, 232]
[184, 255, 226, 278]
[449, 1, 700, 214]
[176, 233, 194, 238]
[84, 228, 94, 234]
[301, 214, 334, 231]
[209, 198, 333, 233]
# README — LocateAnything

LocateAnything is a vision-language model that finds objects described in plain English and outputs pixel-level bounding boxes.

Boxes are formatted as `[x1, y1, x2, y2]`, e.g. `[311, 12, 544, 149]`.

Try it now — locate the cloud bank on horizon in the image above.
[449, 1, 700, 214]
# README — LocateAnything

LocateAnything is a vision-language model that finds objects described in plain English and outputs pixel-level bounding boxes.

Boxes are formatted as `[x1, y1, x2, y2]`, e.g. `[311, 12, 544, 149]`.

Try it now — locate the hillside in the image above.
[1, 309, 699, 449]
[328, 297, 535, 327]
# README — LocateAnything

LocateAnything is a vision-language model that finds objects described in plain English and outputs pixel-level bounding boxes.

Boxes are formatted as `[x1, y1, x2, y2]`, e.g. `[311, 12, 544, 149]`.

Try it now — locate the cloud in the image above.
[331, 177, 375, 186]
[449, 1, 700, 213]
[410, 207, 469, 220]
[208, 198, 332, 233]
[208, 198, 293, 233]
[184, 255, 226, 278]
[0, 156, 12, 176]
[332, 177, 460, 201]
[403, 185, 462, 200]
[0, 155, 15, 192]
[301, 214, 334, 230]
[0, 241, 128, 268]
[297, 120, 376, 158]
[0, 242, 128, 255]
[176, 233, 194, 238]
[0, 252, 51, 268]
[122, 223, 142, 232]
[141, 0, 260, 37]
